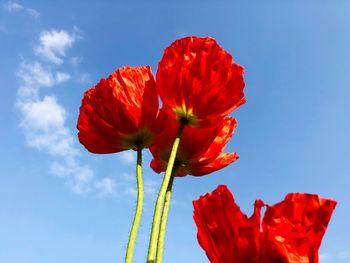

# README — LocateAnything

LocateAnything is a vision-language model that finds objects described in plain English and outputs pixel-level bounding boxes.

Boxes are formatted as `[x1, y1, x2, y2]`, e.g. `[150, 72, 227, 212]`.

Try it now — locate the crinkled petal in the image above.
[77, 66, 158, 153]
[150, 109, 224, 165]
[193, 185, 262, 263]
[150, 110, 238, 176]
[150, 158, 166, 174]
[195, 117, 237, 165]
[262, 193, 337, 263]
[157, 36, 245, 127]
[190, 152, 239, 176]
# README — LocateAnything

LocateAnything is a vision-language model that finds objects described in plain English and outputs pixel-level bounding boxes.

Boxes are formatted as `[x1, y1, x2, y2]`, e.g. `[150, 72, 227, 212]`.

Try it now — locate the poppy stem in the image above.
[155, 174, 175, 263]
[146, 122, 185, 262]
[125, 148, 143, 263]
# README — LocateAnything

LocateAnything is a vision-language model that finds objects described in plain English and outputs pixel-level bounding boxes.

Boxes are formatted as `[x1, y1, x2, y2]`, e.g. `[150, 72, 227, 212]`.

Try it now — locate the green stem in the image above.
[146, 123, 185, 262]
[125, 149, 143, 263]
[156, 175, 175, 263]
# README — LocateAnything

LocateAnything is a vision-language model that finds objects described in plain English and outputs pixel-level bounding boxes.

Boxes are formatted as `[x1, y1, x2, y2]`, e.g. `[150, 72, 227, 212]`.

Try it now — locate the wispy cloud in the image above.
[35, 29, 77, 64]
[15, 28, 111, 197]
[70, 56, 83, 67]
[95, 177, 117, 197]
[17, 61, 55, 99]
[55, 71, 71, 83]
[50, 160, 94, 195]
[26, 7, 39, 19]
[119, 151, 136, 165]
[3, 1, 40, 19]
[16, 60, 85, 193]
[18, 95, 77, 157]
[4, 1, 23, 11]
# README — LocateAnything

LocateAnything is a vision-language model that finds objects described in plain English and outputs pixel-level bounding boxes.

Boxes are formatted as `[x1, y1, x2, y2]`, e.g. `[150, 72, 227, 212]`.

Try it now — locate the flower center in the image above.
[173, 104, 197, 126]
[121, 128, 154, 150]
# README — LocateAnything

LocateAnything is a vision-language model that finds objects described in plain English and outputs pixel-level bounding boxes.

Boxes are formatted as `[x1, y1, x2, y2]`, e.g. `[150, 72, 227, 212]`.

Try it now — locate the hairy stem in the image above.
[125, 149, 143, 263]
[146, 123, 185, 262]
[156, 175, 175, 263]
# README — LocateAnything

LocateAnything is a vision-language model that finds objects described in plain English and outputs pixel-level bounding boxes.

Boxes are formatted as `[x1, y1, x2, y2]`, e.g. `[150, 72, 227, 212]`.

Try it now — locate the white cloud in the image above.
[4, 1, 40, 19]
[35, 29, 76, 64]
[55, 71, 70, 83]
[16, 61, 71, 99]
[26, 8, 39, 19]
[19, 96, 78, 157]
[16, 88, 84, 191]
[119, 151, 136, 164]
[15, 27, 116, 197]
[4, 1, 23, 11]
[17, 61, 71, 93]
[16, 59, 87, 195]
[50, 160, 95, 195]
[70, 165, 94, 195]
[70, 56, 82, 66]
[17, 61, 55, 99]
[20, 96, 65, 132]
[95, 178, 116, 197]
[50, 161, 72, 177]
[16, 60, 77, 159]
[16, 61, 76, 158]
[16, 62, 71, 102]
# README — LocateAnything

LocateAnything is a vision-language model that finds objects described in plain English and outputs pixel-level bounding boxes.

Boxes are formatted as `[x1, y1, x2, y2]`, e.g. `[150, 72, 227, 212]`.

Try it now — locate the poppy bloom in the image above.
[150, 110, 238, 176]
[157, 36, 245, 127]
[77, 66, 158, 153]
[193, 185, 337, 263]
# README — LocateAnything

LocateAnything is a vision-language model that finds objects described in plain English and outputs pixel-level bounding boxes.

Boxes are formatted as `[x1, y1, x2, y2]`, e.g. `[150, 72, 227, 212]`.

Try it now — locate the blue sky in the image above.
[1, 0, 350, 262]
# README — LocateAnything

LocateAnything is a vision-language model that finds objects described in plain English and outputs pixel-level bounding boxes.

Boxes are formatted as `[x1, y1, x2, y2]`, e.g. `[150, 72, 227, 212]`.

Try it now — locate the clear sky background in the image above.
[1, 1, 349, 262]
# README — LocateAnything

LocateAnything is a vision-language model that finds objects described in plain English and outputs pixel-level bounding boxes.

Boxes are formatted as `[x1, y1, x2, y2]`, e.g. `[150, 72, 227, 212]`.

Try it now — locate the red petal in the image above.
[77, 66, 158, 153]
[262, 193, 337, 263]
[193, 185, 262, 263]
[157, 36, 245, 127]
[196, 117, 237, 165]
[190, 152, 239, 176]
[150, 112, 238, 176]
[150, 158, 165, 174]
[150, 109, 222, 164]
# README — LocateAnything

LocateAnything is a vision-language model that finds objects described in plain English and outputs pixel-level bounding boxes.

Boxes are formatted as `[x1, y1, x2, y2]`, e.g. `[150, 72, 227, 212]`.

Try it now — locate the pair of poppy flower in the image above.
[77, 36, 245, 176]
[193, 185, 337, 263]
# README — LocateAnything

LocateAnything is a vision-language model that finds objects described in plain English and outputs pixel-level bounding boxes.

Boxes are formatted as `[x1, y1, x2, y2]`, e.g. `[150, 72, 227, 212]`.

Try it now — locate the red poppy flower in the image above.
[150, 110, 238, 176]
[157, 36, 245, 127]
[77, 66, 158, 153]
[193, 185, 337, 263]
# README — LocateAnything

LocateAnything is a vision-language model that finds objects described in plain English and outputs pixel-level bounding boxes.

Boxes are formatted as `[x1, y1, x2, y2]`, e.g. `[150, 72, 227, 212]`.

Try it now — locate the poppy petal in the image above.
[262, 193, 337, 263]
[190, 152, 239, 176]
[77, 66, 158, 153]
[193, 185, 261, 263]
[157, 36, 245, 127]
